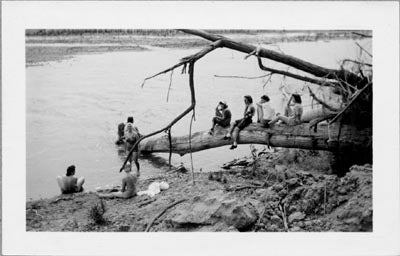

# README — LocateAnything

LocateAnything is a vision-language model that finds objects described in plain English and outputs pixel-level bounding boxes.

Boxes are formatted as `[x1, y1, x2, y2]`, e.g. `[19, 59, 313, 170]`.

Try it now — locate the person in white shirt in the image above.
[256, 95, 276, 128]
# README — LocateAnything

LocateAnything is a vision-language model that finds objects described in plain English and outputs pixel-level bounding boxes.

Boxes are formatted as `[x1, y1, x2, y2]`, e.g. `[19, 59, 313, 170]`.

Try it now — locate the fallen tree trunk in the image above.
[179, 29, 368, 88]
[140, 123, 371, 155]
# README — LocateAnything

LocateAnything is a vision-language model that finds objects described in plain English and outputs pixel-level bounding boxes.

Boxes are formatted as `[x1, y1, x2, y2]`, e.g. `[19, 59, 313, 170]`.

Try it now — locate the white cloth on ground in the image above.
[137, 181, 169, 197]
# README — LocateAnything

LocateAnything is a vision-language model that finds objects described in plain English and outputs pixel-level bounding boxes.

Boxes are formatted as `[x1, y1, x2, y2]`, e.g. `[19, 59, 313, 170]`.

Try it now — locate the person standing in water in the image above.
[224, 95, 255, 150]
[269, 94, 303, 126]
[56, 165, 85, 194]
[117, 116, 141, 175]
[209, 101, 231, 135]
[97, 162, 138, 199]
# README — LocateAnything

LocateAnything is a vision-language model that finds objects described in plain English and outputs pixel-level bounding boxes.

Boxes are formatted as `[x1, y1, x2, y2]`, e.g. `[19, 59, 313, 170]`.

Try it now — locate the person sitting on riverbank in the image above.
[56, 165, 85, 194]
[269, 94, 303, 126]
[98, 162, 138, 199]
[256, 95, 276, 128]
[209, 101, 232, 135]
[224, 95, 255, 150]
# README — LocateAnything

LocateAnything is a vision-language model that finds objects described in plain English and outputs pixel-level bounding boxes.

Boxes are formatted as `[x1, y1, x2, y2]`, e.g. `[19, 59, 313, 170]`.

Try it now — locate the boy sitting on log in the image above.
[209, 101, 232, 135]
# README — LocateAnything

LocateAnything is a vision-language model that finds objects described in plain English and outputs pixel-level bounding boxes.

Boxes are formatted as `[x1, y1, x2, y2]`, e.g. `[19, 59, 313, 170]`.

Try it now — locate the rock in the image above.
[270, 215, 281, 225]
[290, 226, 302, 232]
[118, 225, 130, 232]
[269, 224, 279, 231]
[272, 184, 284, 192]
[304, 220, 313, 226]
[227, 202, 258, 230]
[255, 188, 267, 196]
[197, 223, 238, 232]
[337, 187, 348, 194]
[168, 190, 229, 227]
[286, 178, 299, 188]
[285, 169, 298, 179]
[275, 165, 287, 180]
[278, 189, 288, 198]
[168, 191, 258, 231]
[275, 164, 286, 172]
[288, 212, 306, 223]
[288, 205, 298, 215]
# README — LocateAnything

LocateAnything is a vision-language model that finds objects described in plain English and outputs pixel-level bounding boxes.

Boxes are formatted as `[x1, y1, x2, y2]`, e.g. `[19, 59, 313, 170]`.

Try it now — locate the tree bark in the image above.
[140, 123, 371, 155]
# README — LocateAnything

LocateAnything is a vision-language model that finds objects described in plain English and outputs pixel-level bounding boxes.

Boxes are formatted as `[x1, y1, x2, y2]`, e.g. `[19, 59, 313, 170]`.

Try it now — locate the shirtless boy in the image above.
[56, 165, 85, 194]
[97, 162, 137, 199]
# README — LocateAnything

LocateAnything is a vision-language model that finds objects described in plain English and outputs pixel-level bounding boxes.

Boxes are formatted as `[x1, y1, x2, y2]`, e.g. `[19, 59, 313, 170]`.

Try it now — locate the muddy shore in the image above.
[26, 149, 372, 232]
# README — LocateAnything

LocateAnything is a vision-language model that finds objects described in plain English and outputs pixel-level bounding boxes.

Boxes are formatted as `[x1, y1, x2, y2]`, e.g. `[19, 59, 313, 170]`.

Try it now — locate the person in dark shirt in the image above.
[224, 95, 255, 150]
[209, 101, 232, 135]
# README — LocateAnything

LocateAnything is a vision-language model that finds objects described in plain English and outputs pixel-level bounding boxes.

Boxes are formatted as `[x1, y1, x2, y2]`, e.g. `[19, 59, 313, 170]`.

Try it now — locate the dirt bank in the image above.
[26, 149, 372, 232]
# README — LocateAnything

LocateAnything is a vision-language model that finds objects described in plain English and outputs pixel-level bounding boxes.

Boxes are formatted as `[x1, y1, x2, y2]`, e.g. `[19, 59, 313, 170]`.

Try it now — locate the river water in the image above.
[26, 38, 369, 200]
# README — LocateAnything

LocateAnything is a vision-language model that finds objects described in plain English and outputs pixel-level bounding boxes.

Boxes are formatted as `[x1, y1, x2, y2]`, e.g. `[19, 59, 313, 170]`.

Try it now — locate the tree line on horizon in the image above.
[25, 29, 371, 37]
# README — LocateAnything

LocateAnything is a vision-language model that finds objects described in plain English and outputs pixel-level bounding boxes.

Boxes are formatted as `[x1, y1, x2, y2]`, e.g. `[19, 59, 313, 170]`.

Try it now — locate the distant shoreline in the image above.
[26, 30, 369, 66]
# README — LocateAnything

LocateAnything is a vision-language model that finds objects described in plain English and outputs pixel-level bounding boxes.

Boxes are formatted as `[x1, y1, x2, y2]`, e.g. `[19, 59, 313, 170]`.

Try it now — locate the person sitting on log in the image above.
[256, 94, 276, 128]
[56, 165, 85, 195]
[269, 94, 303, 126]
[208, 101, 232, 135]
[224, 95, 255, 150]
[97, 162, 137, 199]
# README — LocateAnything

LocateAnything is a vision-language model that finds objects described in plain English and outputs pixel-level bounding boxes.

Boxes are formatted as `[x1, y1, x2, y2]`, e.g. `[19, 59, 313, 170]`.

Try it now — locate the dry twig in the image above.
[279, 204, 289, 232]
[145, 199, 187, 232]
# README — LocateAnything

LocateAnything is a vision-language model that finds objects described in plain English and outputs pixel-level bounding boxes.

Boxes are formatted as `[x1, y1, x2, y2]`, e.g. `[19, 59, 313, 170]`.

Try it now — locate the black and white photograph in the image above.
[1, 1, 399, 256]
[25, 28, 373, 232]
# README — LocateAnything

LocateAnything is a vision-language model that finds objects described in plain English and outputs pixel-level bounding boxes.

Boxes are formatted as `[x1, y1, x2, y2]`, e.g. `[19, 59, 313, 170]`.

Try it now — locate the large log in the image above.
[140, 123, 371, 156]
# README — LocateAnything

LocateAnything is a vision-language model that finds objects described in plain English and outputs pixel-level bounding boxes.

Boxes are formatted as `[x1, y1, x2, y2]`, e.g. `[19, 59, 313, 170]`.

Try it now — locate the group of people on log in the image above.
[56, 94, 303, 198]
[209, 93, 303, 149]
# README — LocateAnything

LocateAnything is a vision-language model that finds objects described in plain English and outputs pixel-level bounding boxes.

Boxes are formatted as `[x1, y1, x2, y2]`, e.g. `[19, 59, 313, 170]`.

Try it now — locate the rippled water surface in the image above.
[26, 38, 369, 199]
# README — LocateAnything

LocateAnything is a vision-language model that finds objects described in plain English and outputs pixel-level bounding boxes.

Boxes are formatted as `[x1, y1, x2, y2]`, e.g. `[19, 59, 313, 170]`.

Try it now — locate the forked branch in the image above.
[120, 42, 222, 172]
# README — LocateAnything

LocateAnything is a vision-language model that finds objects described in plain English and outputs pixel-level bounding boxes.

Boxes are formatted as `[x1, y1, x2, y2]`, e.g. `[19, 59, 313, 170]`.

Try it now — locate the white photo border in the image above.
[2, 1, 399, 255]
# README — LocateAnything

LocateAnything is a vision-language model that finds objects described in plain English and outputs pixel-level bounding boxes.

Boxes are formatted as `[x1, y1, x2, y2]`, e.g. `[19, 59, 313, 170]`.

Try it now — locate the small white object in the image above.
[159, 181, 169, 190]
[137, 181, 170, 197]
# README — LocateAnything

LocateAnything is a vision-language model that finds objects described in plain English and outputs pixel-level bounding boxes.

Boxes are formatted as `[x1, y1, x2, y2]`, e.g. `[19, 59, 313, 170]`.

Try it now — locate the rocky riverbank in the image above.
[26, 149, 372, 232]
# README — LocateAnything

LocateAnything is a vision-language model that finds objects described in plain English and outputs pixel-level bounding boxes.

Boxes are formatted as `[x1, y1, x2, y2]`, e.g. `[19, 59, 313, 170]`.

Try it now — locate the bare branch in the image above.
[179, 29, 366, 86]
[257, 57, 338, 87]
[141, 39, 223, 88]
[307, 87, 340, 112]
[214, 74, 270, 79]
[342, 59, 372, 67]
[355, 42, 372, 58]
[352, 32, 372, 38]
[145, 199, 187, 232]
[166, 70, 174, 102]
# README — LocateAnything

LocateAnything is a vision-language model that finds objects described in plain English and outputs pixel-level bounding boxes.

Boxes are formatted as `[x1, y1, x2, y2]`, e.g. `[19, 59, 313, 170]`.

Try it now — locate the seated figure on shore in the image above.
[98, 162, 137, 199]
[269, 94, 303, 126]
[209, 101, 232, 135]
[224, 95, 255, 150]
[116, 116, 141, 176]
[56, 165, 85, 194]
[256, 95, 276, 128]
